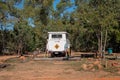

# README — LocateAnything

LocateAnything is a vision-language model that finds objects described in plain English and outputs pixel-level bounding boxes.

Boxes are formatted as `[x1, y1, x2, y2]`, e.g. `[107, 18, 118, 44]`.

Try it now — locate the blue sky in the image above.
[15, 0, 76, 12]
[14, 0, 76, 27]
[1, 0, 76, 30]
[53, 0, 76, 13]
[14, 0, 24, 9]
[53, 0, 60, 10]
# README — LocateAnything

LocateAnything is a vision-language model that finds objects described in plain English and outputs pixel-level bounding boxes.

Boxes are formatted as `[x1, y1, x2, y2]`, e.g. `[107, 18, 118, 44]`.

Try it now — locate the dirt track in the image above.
[0, 54, 120, 80]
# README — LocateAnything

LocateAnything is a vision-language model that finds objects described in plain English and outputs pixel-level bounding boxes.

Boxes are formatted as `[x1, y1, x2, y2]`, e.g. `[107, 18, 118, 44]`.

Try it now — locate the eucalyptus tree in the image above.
[22, 0, 55, 51]
[74, 0, 120, 55]
[0, 0, 21, 54]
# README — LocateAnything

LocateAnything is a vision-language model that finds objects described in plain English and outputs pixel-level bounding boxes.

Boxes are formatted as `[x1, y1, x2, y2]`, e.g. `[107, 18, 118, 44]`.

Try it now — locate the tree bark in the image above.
[1, 25, 5, 55]
[100, 31, 103, 58]
[96, 32, 101, 57]
[103, 29, 107, 59]
[17, 39, 23, 56]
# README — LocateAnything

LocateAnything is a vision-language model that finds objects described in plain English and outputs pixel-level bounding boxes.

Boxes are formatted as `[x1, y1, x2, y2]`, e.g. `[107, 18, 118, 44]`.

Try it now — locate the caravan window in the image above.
[52, 34, 62, 38]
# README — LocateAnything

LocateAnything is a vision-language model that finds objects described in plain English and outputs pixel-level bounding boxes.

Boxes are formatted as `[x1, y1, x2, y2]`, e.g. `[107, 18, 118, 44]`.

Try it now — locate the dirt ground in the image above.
[0, 52, 120, 80]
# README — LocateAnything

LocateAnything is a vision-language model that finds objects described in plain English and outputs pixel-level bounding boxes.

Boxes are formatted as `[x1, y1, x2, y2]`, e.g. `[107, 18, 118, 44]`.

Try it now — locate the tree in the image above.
[0, 0, 120, 55]
[74, 0, 120, 56]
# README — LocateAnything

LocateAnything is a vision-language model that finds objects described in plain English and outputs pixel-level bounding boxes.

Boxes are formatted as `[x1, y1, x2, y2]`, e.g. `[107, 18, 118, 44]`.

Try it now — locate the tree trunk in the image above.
[96, 32, 101, 57]
[103, 29, 108, 59]
[100, 31, 103, 58]
[98, 37, 101, 53]
[1, 25, 5, 55]
[17, 40, 23, 56]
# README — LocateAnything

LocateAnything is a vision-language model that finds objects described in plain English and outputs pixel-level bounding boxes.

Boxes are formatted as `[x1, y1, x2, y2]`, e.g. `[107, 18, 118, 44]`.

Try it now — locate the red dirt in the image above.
[0, 53, 120, 80]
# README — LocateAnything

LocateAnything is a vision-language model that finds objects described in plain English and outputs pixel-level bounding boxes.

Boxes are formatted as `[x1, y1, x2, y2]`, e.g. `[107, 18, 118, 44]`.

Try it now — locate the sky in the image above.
[53, 0, 76, 12]
[14, 0, 24, 9]
[53, 0, 60, 10]
[15, 0, 76, 12]
[1, 0, 76, 30]
[15, 0, 76, 27]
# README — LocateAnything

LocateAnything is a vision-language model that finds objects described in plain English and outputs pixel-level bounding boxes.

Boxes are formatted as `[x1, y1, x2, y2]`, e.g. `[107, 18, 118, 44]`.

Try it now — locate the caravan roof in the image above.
[48, 32, 67, 34]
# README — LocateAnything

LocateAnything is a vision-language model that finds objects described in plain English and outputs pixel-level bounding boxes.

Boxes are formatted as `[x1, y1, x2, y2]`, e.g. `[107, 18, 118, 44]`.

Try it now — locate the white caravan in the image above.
[46, 32, 70, 57]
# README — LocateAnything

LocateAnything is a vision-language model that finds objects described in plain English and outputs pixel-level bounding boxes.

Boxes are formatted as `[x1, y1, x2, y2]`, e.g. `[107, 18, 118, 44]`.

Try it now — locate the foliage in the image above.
[0, 0, 120, 55]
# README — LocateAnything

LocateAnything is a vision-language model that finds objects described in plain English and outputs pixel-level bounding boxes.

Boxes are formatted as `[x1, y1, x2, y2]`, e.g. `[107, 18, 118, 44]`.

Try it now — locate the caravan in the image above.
[46, 32, 70, 57]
